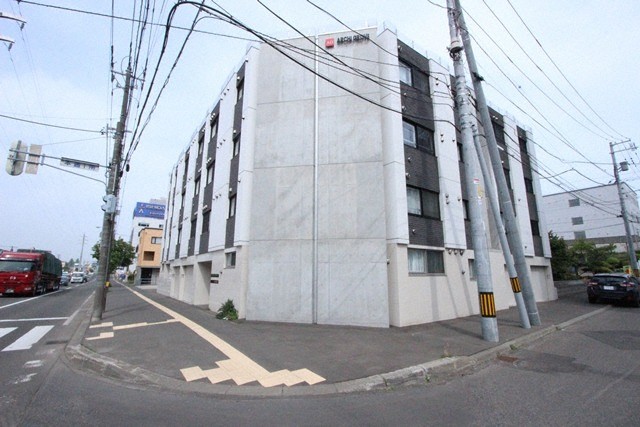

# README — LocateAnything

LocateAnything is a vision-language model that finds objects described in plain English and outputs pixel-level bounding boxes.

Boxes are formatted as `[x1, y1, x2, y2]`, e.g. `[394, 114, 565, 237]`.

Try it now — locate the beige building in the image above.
[135, 228, 163, 285]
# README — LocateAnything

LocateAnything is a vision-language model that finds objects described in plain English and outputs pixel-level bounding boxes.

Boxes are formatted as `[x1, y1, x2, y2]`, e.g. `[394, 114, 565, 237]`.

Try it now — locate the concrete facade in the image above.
[543, 183, 640, 252]
[158, 24, 556, 327]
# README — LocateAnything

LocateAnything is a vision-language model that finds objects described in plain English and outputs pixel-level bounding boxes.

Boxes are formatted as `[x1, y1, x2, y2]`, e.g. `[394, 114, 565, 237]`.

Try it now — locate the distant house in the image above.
[543, 183, 640, 252]
[135, 227, 163, 286]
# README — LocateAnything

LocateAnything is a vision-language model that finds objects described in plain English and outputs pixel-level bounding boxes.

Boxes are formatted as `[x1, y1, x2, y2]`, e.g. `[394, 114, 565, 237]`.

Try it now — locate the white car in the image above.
[70, 272, 86, 284]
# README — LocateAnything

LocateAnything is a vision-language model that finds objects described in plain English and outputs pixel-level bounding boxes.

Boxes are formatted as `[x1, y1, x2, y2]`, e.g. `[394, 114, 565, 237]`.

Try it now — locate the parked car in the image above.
[60, 272, 70, 286]
[587, 273, 640, 307]
[70, 272, 86, 284]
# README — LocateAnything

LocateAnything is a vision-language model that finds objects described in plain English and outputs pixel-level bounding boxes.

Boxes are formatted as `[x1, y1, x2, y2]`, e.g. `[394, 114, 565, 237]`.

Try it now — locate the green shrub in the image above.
[216, 299, 238, 320]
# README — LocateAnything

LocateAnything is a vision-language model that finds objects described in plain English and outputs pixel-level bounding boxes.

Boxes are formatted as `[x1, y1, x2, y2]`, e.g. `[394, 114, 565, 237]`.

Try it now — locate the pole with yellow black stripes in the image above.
[472, 128, 531, 329]
[447, 0, 499, 342]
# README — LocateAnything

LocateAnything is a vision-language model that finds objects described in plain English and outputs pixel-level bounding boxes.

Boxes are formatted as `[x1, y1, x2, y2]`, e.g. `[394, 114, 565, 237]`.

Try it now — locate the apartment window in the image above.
[571, 217, 584, 225]
[574, 231, 586, 240]
[568, 198, 580, 207]
[190, 218, 197, 239]
[197, 134, 204, 155]
[531, 220, 540, 236]
[457, 143, 464, 163]
[202, 211, 210, 234]
[233, 134, 240, 157]
[210, 118, 218, 137]
[463, 200, 469, 220]
[194, 178, 200, 196]
[236, 80, 244, 103]
[407, 187, 440, 220]
[403, 120, 434, 154]
[524, 178, 534, 194]
[408, 248, 445, 274]
[225, 251, 236, 268]
[468, 259, 476, 280]
[151, 237, 162, 244]
[143, 251, 155, 261]
[399, 61, 412, 86]
[228, 195, 236, 218]
[403, 121, 416, 147]
[407, 187, 422, 215]
[423, 190, 440, 219]
[206, 162, 214, 185]
[413, 68, 430, 96]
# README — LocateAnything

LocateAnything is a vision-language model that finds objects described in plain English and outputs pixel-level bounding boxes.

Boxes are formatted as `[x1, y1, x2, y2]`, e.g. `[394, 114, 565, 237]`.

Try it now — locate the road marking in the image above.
[86, 332, 114, 341]
[120, 285, 326, 387]
[0, 295, 45, 310]
[2, 325, 54, 352]
[11, 373, 37, 384]
[0, 327, 18, 339]
[23, 360, 44, 369]
[0, 317, 68, 323]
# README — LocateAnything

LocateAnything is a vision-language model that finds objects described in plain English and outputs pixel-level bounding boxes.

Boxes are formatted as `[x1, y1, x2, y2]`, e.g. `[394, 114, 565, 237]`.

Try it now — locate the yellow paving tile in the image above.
[180, 366, 206, 382]
[291, 368, 326, 385]
[85, 331, 114, 341]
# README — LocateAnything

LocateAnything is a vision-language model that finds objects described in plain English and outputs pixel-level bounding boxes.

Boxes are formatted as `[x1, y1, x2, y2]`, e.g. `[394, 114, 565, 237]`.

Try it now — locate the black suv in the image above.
[587, 273, 640, 307]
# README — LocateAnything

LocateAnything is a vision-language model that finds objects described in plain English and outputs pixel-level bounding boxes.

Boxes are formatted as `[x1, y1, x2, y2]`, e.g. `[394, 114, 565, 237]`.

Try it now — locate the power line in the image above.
[0, 112, 104, 134]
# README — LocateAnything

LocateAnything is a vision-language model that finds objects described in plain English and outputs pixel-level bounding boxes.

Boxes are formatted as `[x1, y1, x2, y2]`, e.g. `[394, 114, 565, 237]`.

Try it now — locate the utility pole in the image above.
[92, 67, 132, 321]
[453, 0, 540, 326]
[0, 11, 26, 50]
[610, 140, 638, 276]
[447, 0, 498, 342]
[79, 233, 86, 271]
[472, 128, 530, 329]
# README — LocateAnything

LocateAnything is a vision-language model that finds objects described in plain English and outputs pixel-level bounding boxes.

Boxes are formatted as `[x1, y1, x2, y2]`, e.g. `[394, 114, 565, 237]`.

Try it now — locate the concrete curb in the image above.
[64, 293, 611, 398]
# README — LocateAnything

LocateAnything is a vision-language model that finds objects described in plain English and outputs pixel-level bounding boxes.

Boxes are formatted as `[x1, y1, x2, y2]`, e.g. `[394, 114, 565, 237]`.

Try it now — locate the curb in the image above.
[64, 294, 611, 397]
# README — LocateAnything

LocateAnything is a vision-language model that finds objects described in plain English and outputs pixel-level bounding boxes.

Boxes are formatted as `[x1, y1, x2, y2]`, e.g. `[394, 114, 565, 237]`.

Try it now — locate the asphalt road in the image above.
[2, 288, 639, 426]
[0, 282, 95, 426]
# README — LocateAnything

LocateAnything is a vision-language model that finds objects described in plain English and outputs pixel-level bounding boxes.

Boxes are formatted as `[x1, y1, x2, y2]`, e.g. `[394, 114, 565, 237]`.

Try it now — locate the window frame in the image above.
[399, 61, 412, 86]
[228, 195, 236, 218]
[407, 248, 445, 275]
[225, 251, 236, 268]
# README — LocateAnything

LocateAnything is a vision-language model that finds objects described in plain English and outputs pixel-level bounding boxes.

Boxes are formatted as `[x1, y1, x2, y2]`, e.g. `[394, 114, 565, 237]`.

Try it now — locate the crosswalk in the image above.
[0, 325, 55, 352]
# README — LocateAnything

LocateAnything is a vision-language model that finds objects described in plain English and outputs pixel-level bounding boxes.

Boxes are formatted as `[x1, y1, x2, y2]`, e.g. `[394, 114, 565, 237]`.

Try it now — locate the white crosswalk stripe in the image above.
[1, 325, 54, 352]
[0, 327, 18, 339]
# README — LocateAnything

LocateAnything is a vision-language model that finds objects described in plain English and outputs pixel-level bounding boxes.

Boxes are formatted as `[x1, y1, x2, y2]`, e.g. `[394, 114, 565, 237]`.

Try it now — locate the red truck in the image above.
[0, 249, 62, 296]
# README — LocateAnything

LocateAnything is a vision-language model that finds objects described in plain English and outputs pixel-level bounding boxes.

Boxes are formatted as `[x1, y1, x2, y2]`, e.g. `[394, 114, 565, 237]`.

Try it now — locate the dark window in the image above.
[569, 198, 580, 207]
[519, 136, 528, 154]
[228, 195, 236, 218]
[236, 79, 244, 103]
[413, 68, 430, 96]
[574, 230, 586, 240]
[503, 168, 512, 189]
[194, 178, 200, 196]
[403, 120, 434, 154]
[233, 134, 240, 157]
[571, 217, 584, 225]
[210, 118, 218, 137]
[206, 162, 214, 185]
[531, 220, 540, 236]
[202, 211, 210, 234]
[407, 186, 440, 220]
[197, 133, 204, 155]
[225, 251, 236, 268]
[408, 249, 445, 274]
[190, 218, 197, 238]
[399, 61, 412, 86]
[524, 178, 534, 194]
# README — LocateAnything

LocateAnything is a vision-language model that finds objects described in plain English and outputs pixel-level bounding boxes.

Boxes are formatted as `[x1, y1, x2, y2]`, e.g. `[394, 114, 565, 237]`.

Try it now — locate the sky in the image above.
[0, 0, 639, 263]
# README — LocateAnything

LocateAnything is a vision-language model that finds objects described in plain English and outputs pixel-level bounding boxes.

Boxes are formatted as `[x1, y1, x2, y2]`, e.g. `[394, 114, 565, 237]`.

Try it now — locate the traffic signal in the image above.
[5, 140, 26, 176]
[101, 194, 116, 213]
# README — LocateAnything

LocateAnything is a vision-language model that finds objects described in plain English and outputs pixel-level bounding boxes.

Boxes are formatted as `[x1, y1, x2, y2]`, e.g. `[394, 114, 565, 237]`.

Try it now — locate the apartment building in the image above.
[158, 23, 555, 327]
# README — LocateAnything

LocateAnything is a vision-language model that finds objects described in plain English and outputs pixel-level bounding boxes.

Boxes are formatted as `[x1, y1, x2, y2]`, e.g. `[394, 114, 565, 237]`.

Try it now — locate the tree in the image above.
[549, 231, 572, 280]
[569, 239, 618, 274]
[91, 238, 135, 274]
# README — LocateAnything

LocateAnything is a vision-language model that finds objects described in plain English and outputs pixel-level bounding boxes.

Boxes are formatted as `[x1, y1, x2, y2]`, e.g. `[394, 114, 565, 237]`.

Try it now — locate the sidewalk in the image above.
[65, 280, 603, 396]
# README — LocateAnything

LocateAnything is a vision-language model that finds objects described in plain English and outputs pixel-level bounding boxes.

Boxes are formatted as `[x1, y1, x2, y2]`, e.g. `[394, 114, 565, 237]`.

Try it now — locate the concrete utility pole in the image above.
[610, 140, 638, 276]
[453, 0, 540, 326]
[472, 128, 530, 329]
[92, 67, 132, 321]
[447, 0, 498, 342]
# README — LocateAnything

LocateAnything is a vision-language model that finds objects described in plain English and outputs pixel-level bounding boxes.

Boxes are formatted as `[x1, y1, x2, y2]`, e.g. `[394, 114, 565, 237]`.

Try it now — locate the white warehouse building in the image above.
[543, 183, 640, 252]
[158, 23, 556, 328]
